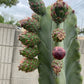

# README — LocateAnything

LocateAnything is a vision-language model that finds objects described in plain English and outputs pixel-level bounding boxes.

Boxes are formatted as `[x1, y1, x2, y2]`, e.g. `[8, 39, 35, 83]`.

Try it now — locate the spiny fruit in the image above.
[18, 58, 39, 72]
[20, 47, 39, 59]
[21, 17, 40, 33]
[19, 32, 40, 47]
[51, 59, 62, 75]
[29, 0, 46, 15]
[51, 1, 69, 24]
[52, 28, 66, 42]
[52, 47, 66, 60]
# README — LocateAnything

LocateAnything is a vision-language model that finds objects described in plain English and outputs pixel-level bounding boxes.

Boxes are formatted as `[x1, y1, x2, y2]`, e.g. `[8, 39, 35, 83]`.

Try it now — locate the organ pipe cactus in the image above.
[18, 0, 82, 84]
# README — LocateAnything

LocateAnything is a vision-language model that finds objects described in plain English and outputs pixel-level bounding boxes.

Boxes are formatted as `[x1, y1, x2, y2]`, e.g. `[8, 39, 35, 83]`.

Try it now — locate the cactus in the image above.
[18, 0, 82, 84]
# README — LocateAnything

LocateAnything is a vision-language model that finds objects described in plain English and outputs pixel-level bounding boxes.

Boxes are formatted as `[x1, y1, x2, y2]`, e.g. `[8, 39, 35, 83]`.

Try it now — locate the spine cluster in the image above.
[18, 13, 40, 72]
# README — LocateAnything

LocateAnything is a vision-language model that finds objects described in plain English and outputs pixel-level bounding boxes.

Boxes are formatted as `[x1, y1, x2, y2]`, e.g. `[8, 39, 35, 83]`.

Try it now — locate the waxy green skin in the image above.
[19, 0, 82, 84]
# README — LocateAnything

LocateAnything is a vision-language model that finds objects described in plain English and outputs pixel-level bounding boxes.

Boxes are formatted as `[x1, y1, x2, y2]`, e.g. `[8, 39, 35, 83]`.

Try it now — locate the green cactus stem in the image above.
[63, 7, 82, 84]
[37, 10, 56, 84]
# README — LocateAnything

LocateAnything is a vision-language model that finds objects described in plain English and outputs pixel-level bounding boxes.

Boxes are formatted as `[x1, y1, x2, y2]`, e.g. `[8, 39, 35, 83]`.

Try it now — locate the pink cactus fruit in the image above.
[52, 47, 66, 60]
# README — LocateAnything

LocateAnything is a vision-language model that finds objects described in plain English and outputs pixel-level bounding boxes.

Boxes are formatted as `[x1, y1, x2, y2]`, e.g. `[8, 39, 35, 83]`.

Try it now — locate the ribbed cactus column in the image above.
[37, 11, 56, 84]
[63, 8, 82, 84]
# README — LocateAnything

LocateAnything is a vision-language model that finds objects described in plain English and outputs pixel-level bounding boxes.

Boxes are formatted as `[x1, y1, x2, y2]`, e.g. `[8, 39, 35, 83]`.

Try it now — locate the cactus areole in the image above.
[52, 47, 66, 60]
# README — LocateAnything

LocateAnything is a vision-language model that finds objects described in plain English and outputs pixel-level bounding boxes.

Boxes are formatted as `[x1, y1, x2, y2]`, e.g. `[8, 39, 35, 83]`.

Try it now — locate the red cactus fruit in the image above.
[52, 47, 66, 60]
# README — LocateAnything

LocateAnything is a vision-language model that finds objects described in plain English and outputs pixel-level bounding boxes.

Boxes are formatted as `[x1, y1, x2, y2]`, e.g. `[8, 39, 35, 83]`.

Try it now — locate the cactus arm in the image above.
[63, 8, 82, 84]
[38, 10, 56, 84]
[28, 0, 46, 16]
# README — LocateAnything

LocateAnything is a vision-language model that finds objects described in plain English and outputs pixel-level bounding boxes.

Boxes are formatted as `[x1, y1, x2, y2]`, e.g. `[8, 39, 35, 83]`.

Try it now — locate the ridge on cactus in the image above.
[51, 59, 62, 75]
[18, 58, 39, 72]
[52, 47, 66, 60]
[21, 17, 40, 33]
[19, 32, 40, 47]
[20, 47, 39, 59]
[51, 1, 69, 24]
[52, 28, 66, 42]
